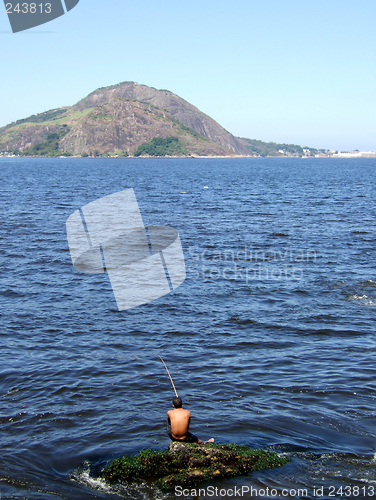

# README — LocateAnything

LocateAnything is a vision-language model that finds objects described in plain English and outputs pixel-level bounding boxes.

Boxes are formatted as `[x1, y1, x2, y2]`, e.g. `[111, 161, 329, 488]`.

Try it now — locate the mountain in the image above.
[0, 81, 321, 157]
[0, 82, 250, 157]
[71, 82, 250, 155]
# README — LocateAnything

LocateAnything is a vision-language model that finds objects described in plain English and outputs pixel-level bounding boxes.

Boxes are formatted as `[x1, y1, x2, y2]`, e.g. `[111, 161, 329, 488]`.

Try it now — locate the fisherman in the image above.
[167, 396, 214, 444]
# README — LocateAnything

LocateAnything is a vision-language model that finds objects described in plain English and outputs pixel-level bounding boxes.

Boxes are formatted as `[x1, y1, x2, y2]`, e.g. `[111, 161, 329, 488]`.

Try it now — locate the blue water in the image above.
[1, 157, 376, 500]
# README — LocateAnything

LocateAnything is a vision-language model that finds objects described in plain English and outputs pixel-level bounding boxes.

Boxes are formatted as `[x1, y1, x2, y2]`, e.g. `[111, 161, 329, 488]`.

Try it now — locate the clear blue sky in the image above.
[1, 0, 375, 151]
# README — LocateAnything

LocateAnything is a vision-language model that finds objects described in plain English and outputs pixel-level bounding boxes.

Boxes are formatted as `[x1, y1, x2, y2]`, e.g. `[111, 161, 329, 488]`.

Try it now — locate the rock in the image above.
[101, 442, 290, 490]
[190, 469, 204, 477]
[169, 442, 186, 454]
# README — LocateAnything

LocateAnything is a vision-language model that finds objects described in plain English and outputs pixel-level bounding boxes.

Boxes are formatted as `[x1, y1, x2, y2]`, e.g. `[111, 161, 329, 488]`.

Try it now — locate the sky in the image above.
[0, 0, 375, 151]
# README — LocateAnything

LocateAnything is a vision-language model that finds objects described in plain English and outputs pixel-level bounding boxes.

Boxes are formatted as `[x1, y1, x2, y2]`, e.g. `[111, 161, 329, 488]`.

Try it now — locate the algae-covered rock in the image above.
[101, 442, 289, 489]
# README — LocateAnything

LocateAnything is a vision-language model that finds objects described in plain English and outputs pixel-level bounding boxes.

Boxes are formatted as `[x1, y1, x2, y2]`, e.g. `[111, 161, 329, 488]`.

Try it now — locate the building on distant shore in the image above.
[331, 151, 376, 158]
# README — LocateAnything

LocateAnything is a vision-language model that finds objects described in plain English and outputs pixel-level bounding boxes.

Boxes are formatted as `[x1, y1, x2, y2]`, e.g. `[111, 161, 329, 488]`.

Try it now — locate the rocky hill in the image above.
[0, 82, 249, 157]
[0, 81, 321, 158]
[72, 82, 250, 154]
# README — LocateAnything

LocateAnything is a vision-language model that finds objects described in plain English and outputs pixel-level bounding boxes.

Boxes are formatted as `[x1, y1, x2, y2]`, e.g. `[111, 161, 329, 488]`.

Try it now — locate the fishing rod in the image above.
[158, 355, 179, 398]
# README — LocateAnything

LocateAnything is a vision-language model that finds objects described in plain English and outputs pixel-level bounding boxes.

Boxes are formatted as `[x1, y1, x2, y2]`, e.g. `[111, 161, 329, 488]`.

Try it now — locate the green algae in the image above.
[101, 442, 290, 490]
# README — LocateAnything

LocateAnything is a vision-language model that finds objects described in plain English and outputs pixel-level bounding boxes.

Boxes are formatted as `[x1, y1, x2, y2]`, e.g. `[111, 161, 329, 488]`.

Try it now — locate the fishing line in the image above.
[158, 355, 179, 398]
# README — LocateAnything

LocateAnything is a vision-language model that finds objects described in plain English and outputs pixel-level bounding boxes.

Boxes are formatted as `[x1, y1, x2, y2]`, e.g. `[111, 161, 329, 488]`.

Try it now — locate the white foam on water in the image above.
[363, 280, 376, 286]
[79, 471, 111, 492]
[347, 294, 375, 306]
[70, 462, 113, 494]
[70, 461, 171, 500]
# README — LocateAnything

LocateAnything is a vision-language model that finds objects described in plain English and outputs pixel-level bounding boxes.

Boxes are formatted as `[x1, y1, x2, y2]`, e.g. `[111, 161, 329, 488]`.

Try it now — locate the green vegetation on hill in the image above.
[240, 138, 326, 156]
[0, 108, 68, 134]
[21, 126, 71, 157]
[241, 138, 304, 156]
[172, 120, 208, 142]
[134, 136, 188, 157]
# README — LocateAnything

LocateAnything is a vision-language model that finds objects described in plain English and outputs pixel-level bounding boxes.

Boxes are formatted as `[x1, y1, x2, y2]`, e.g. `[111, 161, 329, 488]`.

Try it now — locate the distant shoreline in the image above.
[2, 81, 374, 160]
[1, 154, 376, 159]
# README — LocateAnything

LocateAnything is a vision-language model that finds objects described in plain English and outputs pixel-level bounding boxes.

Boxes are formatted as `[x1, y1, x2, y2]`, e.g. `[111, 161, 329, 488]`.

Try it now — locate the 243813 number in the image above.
[5, 3, 52, 14]
[328, 485, 375, 497]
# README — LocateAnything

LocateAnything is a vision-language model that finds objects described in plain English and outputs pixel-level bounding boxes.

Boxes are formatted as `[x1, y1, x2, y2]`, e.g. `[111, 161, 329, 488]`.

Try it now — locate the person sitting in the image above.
[166, 396, 214, 444]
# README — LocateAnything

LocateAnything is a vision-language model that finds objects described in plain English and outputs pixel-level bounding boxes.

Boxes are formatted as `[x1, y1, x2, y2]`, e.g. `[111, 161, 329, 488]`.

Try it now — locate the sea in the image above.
[1, 157, 376, 500]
